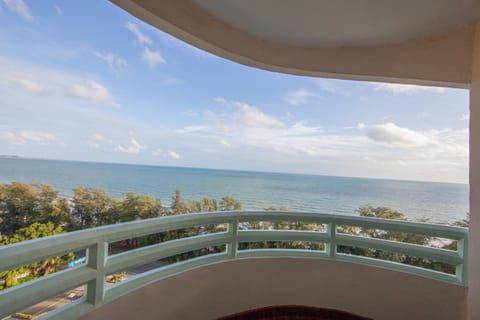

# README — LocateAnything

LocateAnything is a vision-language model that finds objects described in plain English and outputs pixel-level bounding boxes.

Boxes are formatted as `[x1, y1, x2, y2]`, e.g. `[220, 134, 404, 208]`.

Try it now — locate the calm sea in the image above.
[0, 158, 469, 224]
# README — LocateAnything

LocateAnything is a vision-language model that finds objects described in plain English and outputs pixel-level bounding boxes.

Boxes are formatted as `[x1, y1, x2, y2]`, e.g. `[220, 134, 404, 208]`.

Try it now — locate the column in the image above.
[469, 22, 480, 320]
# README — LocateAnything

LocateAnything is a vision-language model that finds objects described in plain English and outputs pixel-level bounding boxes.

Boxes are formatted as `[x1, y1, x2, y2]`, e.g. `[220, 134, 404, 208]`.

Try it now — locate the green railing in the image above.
[0, 211, 469, 319]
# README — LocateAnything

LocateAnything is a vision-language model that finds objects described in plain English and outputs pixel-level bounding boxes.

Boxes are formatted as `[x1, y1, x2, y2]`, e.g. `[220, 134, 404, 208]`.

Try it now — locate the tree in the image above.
[35, 184, 72, 228]
[0, 182, 70, 236]
[187, 198, 201, 213]
[200, 197, 218, 212]
[0, 222, 73, 289]
[170, 190, 188, 214]
[219, 196, 241, 211]
[71, 187, 115, 228]
[349, 205, 429, 245]
[116, 193, 165, 222]
[0, 182, 40, 235]
[336, 205, 458, 273]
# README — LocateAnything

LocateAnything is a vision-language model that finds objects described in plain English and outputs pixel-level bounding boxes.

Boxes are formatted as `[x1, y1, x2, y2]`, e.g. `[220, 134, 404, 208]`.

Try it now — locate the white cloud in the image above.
[87, 134, 109, 149]
[168, 151, 180, 159]
[11, 78, 45, 94]
[0, 131, 26, 145]
[1, 57, 121, 106]
[20, 131, 56, 145]
[152, 148, 163, 156]
[54, 4, 62, 16]
[212, 98, 283, 128]
[363, 122, 432, 146]
[92, 51, 127, 73]
[0, 53, 468, 183]
[126, 22, 152, 45]
[284, 89, 315, 105]
[179, 98, 467, 182]
[142, 47, 165, 67]
[70, 80, 118, 106]
[151, 148, 180, 159]
[238, 103, 282, 127]
[205, 99, 352, 157]
[314, 79, 351, 96]
[460, 113, 470, 121]
[115, 138, 145, 154]
[3, 0, 32, 21]
[0, 130, 56, 145]
[373, 83, 446, 94]
[222, 100, 283, 128]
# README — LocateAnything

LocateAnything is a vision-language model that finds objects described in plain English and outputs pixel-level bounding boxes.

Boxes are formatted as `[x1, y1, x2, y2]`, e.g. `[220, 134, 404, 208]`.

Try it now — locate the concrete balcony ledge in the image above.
[0, 211, 469, 319]
[79, 258, 467, 320]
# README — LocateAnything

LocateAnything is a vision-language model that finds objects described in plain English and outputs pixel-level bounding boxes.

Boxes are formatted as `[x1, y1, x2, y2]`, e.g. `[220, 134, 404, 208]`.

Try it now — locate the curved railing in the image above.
[0, 211, 469, 319]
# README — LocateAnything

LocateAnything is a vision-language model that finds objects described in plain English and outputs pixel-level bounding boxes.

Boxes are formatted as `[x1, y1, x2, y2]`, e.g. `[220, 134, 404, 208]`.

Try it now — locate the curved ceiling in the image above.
[111, 0, 480, 87]
[193, 0, 480, 48]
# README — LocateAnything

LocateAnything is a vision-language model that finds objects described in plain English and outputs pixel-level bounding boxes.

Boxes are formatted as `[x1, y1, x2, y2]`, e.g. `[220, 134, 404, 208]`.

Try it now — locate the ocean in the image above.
[0, 158, 469, 224]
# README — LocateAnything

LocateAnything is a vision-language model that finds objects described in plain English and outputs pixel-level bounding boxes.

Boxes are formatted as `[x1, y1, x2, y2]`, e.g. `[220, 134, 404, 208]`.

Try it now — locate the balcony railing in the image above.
[0, 211, 469, 319]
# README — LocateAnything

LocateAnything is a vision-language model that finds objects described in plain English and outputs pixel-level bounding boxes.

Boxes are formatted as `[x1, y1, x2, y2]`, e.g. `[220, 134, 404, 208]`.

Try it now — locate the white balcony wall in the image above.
[79, 259, 466, 320]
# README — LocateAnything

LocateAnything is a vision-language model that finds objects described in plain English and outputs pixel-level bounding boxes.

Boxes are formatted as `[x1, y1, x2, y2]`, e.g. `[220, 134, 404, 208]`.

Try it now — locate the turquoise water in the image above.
[0, 158, 469, 224]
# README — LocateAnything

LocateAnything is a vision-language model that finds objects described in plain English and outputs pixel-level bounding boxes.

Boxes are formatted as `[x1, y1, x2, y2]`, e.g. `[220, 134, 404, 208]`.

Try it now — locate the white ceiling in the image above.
[193, 0, 480, 48]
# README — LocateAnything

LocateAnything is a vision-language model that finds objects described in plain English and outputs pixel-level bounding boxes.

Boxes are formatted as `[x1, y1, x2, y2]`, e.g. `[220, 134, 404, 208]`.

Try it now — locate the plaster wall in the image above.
[468, 22, 480, 320]
[79, 258, 467, 320]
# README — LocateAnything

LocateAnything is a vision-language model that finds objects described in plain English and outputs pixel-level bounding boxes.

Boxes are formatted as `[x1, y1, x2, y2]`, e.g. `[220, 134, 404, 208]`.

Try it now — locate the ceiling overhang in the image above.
[111, 0, 480, 88]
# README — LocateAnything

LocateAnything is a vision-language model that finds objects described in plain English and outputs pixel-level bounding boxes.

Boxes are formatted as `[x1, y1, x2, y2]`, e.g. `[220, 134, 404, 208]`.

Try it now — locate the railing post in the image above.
[326, 222, 336, 258]
[227, 220, 239, 259]
[86, 239, 108, 306]
[456, 237, 469, 286]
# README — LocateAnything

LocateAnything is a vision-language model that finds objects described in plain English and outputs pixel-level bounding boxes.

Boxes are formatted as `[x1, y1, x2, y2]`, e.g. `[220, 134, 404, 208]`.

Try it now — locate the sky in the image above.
[0, 0, 470, 184]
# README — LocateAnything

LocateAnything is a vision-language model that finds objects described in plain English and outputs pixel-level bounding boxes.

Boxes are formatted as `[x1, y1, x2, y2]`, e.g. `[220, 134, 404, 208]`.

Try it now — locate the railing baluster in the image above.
[456, 236, 469, 285]
[86, 239, 108, 306]
[227, 220, 239, 259]
[326, 222, 336, 258]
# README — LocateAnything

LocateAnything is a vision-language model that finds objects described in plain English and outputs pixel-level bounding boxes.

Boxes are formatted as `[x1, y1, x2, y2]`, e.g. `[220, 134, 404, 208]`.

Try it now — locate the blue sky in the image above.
[0, 0, 470, 183]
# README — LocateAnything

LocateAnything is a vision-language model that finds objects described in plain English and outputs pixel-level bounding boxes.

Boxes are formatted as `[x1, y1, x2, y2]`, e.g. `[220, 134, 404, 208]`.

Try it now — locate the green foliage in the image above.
[200, 197, 218, 212]
[341, 205, 429, 245]
[0, 222, 73, 289]
[336, 205, 455, 274]
[357, 205, 404, 219]
[0, 182, 70, 236]
[219, 196, 241, 211]
[0, 181, 464, 281]
[115, 193, 165, 222]
[109, 272, 126, 283]
[170, 189, 188, 214]
[71, 187, 116, 228]
[1, 222, 63, 245]
[187, 198, 201, 213]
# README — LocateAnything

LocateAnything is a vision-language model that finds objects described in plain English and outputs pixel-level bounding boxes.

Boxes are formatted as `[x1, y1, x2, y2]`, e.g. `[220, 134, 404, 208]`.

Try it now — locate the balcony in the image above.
[0, 211, 468, 319]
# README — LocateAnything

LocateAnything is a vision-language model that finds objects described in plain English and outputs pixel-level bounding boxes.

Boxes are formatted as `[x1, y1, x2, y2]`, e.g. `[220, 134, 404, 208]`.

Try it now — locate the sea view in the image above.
[0, 157, 468, 225]
[1, 2, 478, 319]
